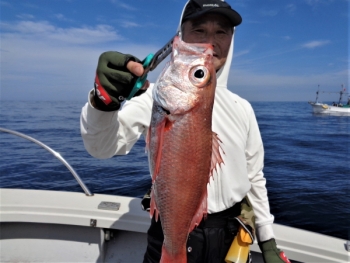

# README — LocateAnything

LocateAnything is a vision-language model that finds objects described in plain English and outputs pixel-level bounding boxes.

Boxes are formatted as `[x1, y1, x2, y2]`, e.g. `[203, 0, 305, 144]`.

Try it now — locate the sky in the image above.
[0, 0, 348, 102]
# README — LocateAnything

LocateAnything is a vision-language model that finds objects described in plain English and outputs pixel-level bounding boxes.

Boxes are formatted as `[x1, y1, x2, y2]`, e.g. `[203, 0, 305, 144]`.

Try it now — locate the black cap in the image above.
[182, 0, 242, 27]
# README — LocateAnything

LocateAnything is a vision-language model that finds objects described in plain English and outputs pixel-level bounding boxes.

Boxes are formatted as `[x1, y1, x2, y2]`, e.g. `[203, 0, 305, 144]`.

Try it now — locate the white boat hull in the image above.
[1, 189, 349, 263]
[308, 102, 350, 115]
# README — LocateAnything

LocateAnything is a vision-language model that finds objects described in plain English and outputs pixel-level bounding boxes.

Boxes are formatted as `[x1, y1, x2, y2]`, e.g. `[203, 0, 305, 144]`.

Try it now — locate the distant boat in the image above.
[308, 84, 350, 115]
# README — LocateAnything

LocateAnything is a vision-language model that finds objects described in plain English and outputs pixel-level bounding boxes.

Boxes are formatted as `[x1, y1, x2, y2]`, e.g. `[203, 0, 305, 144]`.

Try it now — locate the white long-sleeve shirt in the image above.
[80, 84, 275, 242]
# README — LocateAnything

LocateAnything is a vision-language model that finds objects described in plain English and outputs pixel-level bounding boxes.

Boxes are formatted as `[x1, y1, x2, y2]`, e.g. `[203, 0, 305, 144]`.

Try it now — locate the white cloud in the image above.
[285, 4, 297, 13]
[0, 1, 12, 7]
[1, 20, 55, 34]
[0, 20, 162, 101]
[54, 13, 74, 22]
[259, 9, 279, 17]
[120, 21, 141, 28]
[50, 25, 122, 44]
[228, 68, 348, 101]
[16, 14, 35, 20]
[0, 16, 346, 102]
[110, 0, 137, 11]
[301, 40, 331, 49]
[1, 20, 123, 45]
[304, 0, 333, 6]
[234, 49, 250, 58]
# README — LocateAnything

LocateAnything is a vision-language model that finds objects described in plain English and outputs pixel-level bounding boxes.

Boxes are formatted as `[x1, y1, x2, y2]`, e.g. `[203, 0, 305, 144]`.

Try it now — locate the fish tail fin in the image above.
[160, 245, 187, 263]
[210, 132, 224, 177]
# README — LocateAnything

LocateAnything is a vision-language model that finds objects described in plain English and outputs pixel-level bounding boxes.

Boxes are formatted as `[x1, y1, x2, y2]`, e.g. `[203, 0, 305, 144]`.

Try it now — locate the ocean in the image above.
[0, 100, 349, 240]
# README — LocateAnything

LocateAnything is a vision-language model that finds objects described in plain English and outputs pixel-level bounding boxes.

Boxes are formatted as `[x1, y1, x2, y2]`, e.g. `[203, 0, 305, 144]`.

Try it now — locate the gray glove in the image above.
[259, 238, 291, 263]
[94, 51, 145, 111]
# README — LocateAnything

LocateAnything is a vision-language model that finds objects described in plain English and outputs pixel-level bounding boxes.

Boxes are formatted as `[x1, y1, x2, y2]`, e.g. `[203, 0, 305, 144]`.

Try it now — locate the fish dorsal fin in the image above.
[210, 132, 224, 177]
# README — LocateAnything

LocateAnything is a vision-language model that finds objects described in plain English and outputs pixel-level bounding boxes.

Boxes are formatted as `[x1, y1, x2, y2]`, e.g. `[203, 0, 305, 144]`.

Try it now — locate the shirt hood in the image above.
[176, 0, 235, 90]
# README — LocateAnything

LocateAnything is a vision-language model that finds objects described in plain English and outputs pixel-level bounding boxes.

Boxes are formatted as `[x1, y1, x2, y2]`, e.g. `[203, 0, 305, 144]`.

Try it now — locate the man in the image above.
[81, 0, 290, 262]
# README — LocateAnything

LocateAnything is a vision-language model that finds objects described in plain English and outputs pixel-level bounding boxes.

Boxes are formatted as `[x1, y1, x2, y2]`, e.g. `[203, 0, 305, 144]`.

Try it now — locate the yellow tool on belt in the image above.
[225, 226, 253, 263]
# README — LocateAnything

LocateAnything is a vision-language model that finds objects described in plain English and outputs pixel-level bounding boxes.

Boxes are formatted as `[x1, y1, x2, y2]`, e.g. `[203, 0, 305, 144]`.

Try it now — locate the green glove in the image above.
[94, 51, 145, 111]
[258, 238, 291, 263]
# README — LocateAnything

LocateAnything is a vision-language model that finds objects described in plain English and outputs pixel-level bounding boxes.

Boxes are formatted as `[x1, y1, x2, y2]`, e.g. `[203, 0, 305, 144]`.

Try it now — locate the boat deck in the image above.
[1, 189, 349, 262]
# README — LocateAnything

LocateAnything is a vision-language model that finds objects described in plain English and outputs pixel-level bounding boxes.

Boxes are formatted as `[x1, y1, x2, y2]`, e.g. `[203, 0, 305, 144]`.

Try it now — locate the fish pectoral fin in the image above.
[145, 127, 151, 152]
[149, 118, 167, 183]
[210, 132, 224, 176]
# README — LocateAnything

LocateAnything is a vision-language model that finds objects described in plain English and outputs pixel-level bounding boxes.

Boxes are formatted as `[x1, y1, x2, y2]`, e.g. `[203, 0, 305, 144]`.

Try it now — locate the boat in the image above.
[308, 85, 350, 116]
[0, 127, 349, 263]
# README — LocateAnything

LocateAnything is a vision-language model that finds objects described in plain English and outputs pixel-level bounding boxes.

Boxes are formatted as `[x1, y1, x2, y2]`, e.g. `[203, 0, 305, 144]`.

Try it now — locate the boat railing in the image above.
[0, 127, 93, 196]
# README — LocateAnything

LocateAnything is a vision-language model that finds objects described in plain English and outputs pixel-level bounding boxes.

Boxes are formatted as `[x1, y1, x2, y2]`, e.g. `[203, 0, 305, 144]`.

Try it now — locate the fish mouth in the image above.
[155, 104, 171, 115]
[160, 106, 171, 115]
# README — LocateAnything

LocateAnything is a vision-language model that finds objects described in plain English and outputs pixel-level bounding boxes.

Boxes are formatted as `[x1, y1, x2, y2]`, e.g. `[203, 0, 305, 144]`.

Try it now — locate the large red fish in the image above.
[147, 36, 224, 263]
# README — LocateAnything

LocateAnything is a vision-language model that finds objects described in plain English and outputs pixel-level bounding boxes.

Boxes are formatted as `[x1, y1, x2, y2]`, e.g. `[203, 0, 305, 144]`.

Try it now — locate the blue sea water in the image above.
[0, 100, 349, 240]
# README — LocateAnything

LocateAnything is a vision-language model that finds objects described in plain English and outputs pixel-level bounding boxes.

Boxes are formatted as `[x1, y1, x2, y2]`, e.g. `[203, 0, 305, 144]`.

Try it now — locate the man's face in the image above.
[182, 13, 233, 71]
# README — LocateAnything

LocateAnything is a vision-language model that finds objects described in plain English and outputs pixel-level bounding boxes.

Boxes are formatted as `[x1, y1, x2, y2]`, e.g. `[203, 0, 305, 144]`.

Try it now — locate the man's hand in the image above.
[259, 239, 291, 263]
[93, 51, 150, 111]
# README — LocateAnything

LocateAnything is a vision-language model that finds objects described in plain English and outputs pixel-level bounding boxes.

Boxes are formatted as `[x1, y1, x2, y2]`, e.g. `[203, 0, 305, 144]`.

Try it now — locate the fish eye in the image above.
[189, 66, 210, 88]
[194, 69, 204, 78]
